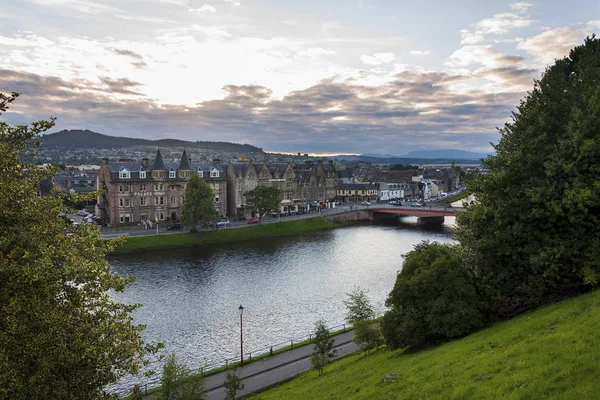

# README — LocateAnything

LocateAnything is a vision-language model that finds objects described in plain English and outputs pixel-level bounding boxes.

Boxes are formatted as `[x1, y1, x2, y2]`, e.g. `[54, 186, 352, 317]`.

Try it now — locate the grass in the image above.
[249, 289, 600, 400]
[444, 191, 471, 204]
[113, 217, 332, 254]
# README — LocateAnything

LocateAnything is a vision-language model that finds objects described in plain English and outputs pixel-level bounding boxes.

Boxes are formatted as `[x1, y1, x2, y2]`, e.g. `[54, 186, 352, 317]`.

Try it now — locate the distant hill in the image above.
[39, 130, 263, 153]
[333, 155, 483, 165]
[400, 149, 491, 160]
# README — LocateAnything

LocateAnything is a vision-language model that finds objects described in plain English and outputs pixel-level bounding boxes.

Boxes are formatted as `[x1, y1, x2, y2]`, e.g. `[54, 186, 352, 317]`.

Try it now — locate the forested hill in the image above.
[39, 129, 264, 153]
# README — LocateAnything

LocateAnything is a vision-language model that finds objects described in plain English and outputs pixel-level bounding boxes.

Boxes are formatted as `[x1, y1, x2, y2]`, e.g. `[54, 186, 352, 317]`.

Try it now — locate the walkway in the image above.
[142, 330, 357, 399]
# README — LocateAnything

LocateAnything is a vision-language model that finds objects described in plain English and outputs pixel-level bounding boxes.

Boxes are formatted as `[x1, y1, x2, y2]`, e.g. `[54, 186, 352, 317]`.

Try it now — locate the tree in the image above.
[343, 287, 383, 353]
[243, 185, 282, 221]
[455, 36, 600, 314]
[223, 368, 245, 400]
[158, 353, 206, 400]
[181, 173, 215, 231]
[381, 242, 486, 349]
[0, 92, 161, 399]
[310, 319, 336, 376]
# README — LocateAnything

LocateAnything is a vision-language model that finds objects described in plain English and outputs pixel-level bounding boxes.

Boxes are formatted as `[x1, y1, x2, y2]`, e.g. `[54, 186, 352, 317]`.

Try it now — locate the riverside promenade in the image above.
[142, 330, 357, 399]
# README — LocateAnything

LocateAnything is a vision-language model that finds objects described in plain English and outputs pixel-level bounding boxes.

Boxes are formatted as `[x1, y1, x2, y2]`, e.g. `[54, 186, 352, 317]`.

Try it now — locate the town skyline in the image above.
[1, 0, 598, 155]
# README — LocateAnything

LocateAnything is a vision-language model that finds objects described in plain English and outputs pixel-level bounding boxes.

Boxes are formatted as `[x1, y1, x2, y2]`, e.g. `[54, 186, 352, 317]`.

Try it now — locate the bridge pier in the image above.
[417, 216, 445, 226]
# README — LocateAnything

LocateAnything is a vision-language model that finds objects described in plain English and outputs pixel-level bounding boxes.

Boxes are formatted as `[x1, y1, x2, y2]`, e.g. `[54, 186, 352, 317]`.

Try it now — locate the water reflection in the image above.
[109, 219, 455, 395]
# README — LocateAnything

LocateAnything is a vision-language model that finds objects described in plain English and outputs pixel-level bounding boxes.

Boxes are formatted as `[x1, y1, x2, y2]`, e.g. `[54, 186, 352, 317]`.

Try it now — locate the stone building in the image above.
[97, 149, 227, 226]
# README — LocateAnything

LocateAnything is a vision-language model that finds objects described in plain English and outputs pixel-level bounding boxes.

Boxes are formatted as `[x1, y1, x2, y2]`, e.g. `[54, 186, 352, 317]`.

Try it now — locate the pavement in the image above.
[141, 330, 357, 399]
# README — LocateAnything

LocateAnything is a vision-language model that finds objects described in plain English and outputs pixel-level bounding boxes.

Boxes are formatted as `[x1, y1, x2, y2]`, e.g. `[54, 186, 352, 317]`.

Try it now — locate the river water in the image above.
[109, 217, 455, 395]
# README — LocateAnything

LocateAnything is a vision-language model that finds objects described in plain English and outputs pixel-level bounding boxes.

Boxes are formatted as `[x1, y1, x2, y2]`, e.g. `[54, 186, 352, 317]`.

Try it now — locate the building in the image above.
[97, 149, 227, 226]
[336, 183, 378, 204]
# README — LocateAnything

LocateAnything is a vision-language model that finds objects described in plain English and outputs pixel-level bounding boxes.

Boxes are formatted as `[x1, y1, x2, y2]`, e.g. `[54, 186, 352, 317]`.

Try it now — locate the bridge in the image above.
[324, 205, 464, 226]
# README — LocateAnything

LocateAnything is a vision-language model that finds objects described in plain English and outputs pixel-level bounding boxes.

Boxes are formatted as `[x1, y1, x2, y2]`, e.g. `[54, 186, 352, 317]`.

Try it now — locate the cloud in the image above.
[461, 10, 534, 45]
[296, 47, 336, 58]
[189, 4, 216, 12]
[509, 2, 533, 14]
[24, 0, 122, 14]
[409, 50, 430, 56]
[446, 45, 524, 68]
[517, 27, 588, 66]
[0, 68, 522, 154]
[360, 52, 395, 65]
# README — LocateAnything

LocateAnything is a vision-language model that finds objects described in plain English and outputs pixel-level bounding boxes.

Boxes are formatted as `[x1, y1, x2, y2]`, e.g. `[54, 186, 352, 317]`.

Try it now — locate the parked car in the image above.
[247, 217, 260, 225]
[167, 222, 184, 230]
[361, 201, 371, 205]
[411, 202, 423, 207]
[216, 219, 230, 227]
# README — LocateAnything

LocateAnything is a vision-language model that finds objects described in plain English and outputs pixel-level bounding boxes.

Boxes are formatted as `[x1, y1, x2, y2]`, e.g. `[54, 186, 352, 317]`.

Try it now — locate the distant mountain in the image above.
[332, 155, 483, 165]
[400, 149, 491, 160]
[39, 129, 263, 153]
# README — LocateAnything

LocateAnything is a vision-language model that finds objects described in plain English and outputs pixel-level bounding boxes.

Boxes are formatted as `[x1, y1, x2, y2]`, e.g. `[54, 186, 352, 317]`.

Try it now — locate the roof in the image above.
[178, 149, 192, 170]
[151, 149, 166, 170]
[339, 183, 377, 191]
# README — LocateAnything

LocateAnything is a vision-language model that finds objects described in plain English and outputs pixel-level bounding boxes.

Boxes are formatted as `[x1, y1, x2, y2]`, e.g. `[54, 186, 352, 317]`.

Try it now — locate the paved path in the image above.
[142, 330, 357, 399]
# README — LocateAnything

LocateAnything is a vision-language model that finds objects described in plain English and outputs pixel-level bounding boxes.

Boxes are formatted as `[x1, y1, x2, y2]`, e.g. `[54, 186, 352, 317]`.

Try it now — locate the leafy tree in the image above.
[343, 287, 383, 353]
[158, 352, 206, 400]
[243, 185, 282, 220]
[0, 92, 162, 399]
[181, 173, 215, 231]
[310, 319, 336, 376]
[381, 242, 486, 349]
[224, 368, 245, 400]
[455, 36, 600, 314]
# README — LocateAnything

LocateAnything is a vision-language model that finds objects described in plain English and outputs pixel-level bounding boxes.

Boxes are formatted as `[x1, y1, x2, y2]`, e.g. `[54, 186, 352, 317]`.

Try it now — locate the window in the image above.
[170, 196, 175, 206]
[154, 197, 159, 206]
[197, 170, 204, 177]
[154, 183, 164, 191]
[119, 185, 124, 192]
[119, 213, 131, 223]
[119, 198, 124, 207]
[140, 197, 147, 206]
[160, 196, 165, 205]
[286, 181, 292, 188]
[139, 170, 146, 179]
[124, 198, 130, 208]
[210, 170, 219, 178]
[215, 197, 219, 202]
[140, 184, 146, 191]
[169, 170, 176, 178]
[160, 212, 165, 220]
[119, 168, 130, 179]
[124, 185, 130, 193]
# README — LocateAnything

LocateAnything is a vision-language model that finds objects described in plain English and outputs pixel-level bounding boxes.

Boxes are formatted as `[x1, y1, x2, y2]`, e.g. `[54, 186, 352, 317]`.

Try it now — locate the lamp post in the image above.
[239, 304, 244, 366]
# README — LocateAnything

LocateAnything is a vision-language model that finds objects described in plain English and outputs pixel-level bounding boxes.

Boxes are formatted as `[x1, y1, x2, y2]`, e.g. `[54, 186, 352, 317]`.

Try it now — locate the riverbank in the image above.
[249, 288, 600, 399]
[112, 217, 354, 254]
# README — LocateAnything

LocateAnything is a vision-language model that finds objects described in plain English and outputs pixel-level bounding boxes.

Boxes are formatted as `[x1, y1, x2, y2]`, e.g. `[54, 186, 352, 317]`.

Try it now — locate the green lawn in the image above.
[250, 289, 600, 400]
[113, 217, 332, 253]
[444, 191, 471, 204]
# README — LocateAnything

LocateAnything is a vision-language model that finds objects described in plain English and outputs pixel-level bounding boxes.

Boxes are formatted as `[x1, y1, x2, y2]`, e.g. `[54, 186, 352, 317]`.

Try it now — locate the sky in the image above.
[0, 0, 598, 156]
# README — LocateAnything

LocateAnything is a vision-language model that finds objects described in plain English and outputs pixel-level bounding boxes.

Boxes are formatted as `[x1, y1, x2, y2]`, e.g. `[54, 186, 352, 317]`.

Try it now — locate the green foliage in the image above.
[181, 173, 215, 231]
[158, 353, 206, 400]
[455, 36, 600, 312]
[224, 368, 245, 400]
[243, 186, 282, 220]
[382, 242, 486, 349]
[343, 287, 383, 352]
[249, 289, 600, 400]
[389, 164, 416, 171]
[0, 93, 162, 399]
[310, 319, 336, 376]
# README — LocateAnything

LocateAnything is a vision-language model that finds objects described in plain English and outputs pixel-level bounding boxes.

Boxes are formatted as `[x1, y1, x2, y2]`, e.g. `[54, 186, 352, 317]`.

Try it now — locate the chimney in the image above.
[102, 157, 109, 166]
[317, 160, 323, 166]
[142, 158, 149, 168]
[328, 160, 333, 165]
[212, 158, 220, 164]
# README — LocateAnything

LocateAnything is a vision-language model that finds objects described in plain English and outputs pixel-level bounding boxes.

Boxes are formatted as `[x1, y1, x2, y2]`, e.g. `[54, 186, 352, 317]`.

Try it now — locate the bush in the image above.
[382, 242, 487, 349]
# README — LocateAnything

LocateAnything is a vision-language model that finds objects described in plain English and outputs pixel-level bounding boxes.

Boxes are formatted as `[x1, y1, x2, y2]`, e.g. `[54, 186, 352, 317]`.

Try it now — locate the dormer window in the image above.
[139, 170, 146, 179]
[210, 169, 219, 178]
[169, 170, 176, 179]
[119, 168, 130, 179]
[197, 170, 204, 177]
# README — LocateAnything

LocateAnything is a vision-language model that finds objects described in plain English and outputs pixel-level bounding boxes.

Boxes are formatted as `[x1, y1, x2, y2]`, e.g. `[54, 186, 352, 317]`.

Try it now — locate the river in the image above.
[109, 217, 456, 396]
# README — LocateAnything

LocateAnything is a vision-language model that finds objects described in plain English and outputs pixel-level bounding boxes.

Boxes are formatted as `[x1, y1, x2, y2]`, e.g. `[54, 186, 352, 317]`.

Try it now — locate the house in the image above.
[336, 183, 378, 204]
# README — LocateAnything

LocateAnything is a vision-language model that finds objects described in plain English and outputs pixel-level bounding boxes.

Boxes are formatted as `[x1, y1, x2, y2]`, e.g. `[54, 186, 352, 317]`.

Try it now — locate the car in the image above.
[411, 202, 423, 207]
[77, 210, 89, 216]
[361, 201, 371, 205]
[216, 219, 230, 227]
[247, 217, 260, 225]
[167, 222, 184, 230]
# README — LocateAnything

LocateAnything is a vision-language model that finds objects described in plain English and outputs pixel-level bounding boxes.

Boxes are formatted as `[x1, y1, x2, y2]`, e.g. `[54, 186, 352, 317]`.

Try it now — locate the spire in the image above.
[151, 149, 166, 170]
[178, 149, 191, 170]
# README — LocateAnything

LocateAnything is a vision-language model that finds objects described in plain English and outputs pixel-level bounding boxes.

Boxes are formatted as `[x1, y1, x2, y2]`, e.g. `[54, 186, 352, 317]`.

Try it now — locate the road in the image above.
[141, 330, 358, 399]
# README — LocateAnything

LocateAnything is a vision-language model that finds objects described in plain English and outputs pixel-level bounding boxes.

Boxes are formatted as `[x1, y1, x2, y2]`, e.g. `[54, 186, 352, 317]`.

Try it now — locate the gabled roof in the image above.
[178, 150, 192, 170]
[151, 149, 166, 170]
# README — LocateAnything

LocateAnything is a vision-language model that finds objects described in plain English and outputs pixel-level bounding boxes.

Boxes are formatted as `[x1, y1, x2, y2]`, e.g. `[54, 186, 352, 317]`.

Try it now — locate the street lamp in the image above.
[239, 304, 244, 366]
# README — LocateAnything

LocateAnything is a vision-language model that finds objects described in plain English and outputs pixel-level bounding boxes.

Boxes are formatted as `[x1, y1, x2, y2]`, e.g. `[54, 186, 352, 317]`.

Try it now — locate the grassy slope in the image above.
[250, 289, 600, 400]
[114, 217, 333, 253]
